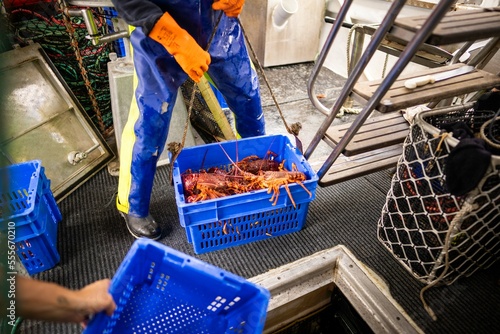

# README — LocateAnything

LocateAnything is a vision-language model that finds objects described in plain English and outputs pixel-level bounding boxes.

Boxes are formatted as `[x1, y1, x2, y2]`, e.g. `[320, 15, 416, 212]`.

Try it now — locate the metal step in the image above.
[318, 144, 402, 187]
[325, 113, 409, 156]
[390, 6, 500, 45]
[250, 246, 422, 334]
[352, 63, 500, 113]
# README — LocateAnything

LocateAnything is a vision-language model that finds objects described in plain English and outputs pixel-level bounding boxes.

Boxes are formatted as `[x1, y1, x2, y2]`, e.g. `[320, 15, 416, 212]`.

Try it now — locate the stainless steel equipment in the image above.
[239, 0, 325, 67]
[0, 43, 114, 201]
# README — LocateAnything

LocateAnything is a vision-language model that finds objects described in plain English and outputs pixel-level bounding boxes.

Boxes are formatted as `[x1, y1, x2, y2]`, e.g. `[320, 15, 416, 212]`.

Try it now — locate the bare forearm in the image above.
[16, 276, 115, 324]
[17, 276, 89, 322]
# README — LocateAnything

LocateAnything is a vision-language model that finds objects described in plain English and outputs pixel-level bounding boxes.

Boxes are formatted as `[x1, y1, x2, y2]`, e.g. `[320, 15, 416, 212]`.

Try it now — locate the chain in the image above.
[57, 0, 106, 135]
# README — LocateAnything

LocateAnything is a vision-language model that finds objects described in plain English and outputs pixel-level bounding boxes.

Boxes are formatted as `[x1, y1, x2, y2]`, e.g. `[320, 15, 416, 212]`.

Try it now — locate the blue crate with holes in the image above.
[84, 238, 270, 334]
[0, 160, 61, 275]
[173, 134, 318, 254]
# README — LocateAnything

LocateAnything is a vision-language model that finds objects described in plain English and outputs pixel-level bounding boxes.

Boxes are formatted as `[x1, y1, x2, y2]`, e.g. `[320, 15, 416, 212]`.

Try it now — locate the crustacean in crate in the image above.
[181, 150, 311, 207]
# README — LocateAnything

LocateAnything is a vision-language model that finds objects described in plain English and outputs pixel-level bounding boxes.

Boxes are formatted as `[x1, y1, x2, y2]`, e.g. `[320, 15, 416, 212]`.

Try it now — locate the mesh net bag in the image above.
[377, 104, 500, 285]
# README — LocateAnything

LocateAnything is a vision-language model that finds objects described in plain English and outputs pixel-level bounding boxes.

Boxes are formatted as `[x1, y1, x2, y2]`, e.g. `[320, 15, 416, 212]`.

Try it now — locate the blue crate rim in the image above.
[0, 160, 44, 223]
[173, 134, 311, 167]
[173, 134, 318, 204]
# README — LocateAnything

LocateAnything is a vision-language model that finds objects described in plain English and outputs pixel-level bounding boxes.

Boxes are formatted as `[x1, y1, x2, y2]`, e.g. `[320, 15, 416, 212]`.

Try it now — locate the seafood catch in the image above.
[181, 151, 311, 207]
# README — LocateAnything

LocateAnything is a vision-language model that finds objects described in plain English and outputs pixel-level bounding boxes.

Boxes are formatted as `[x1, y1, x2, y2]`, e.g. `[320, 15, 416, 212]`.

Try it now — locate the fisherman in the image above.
[110, 0, 266, 239]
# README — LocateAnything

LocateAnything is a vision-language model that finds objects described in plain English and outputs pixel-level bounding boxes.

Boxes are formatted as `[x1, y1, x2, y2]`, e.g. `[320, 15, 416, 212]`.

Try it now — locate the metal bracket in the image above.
[68, 144, 100, 165]
[67, 8, 129, 46]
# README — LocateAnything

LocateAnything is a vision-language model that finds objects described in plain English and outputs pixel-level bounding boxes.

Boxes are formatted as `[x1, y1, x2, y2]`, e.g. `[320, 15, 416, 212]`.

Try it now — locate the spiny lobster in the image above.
[181, 150, 311, 207]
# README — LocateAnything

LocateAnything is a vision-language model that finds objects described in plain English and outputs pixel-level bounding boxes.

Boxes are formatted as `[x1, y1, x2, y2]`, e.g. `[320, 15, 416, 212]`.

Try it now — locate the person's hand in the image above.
[16, 276, 116, 326]
[212, 0, 245, 17]
[75, 279, 116, 328]
[149, 12, 210, 83]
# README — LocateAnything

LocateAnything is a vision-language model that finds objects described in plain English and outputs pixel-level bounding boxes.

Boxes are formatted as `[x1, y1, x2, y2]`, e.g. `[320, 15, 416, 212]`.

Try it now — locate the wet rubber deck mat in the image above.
[26, 166, 500, 334]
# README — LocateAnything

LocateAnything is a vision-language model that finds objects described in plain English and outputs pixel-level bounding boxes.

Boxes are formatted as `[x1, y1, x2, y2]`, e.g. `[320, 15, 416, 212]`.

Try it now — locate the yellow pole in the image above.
[197, 76, 236, 140]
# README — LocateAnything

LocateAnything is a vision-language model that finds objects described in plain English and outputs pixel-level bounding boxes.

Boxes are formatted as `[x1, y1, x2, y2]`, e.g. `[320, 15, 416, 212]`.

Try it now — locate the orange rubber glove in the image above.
[149, 12, 210, 83]
[212, 0, 245, 17]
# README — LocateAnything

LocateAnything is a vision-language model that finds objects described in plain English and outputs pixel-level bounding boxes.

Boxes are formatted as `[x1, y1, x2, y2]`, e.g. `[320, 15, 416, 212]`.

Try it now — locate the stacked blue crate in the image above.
[0, 160, 62, 275]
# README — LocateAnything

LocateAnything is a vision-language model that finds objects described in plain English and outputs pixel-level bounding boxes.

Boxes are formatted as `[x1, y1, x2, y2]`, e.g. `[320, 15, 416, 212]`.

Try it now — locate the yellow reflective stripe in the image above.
[117, 25, 137, 213]
[117, 83, 140, 213]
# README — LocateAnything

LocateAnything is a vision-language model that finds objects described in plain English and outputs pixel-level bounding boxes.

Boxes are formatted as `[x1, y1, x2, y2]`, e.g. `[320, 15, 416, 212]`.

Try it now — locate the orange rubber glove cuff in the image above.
[149, 12, 210, 83]
[212, 0, 245, 17]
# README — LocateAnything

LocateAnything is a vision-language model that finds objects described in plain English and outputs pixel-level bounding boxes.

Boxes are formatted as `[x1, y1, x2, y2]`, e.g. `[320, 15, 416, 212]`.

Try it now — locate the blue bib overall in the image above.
[115, 0, 265, 217]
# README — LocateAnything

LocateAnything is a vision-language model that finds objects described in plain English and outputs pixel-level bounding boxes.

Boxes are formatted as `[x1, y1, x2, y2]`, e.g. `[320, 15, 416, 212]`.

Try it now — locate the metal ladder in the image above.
[305, 0, 500, 187]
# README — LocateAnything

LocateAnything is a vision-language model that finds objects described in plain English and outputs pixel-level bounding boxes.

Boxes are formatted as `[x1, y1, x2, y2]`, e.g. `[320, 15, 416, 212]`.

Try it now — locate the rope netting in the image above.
[378, 104, 500, 287]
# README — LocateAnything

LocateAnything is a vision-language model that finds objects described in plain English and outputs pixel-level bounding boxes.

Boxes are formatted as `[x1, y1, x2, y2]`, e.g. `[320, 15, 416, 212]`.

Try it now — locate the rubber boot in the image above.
[121, 213, 162, 240]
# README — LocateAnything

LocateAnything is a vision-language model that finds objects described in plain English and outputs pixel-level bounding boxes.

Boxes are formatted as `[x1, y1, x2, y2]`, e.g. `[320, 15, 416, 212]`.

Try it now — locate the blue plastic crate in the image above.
[15, 218, 60, 275]
[84, 239, 270, 334]
[173, 134, 318, 253]
[0, 160, 62, 275]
